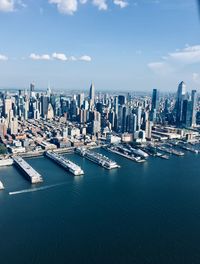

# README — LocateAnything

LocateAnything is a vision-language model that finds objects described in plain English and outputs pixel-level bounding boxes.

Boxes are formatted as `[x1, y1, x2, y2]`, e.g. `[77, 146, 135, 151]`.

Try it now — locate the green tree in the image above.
[0, 144, 7, 155]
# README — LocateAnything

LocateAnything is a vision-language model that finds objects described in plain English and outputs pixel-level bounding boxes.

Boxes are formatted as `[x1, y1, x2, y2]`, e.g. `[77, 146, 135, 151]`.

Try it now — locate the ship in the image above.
[75, 147, 120, 169]
[0, 158, 13, 167]
[127, 146, 149, 158]
[45, 151, 84, 176]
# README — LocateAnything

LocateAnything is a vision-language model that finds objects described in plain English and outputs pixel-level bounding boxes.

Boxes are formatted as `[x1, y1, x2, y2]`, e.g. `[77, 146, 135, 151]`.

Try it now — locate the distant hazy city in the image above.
[0, 81, 199, 189]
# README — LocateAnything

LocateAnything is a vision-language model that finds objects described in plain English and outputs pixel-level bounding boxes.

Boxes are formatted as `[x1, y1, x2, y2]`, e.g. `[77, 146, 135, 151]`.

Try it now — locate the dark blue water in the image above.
[0, 149, 200, 264]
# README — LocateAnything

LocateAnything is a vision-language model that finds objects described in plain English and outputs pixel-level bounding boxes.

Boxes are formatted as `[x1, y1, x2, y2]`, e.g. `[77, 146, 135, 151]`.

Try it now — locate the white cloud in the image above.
[49, 0, 78, 15]
[0, 0, 25, 12]
[29, 52, 92, 62]
[169, 45, 200, 64]
[30, 53, 51, 60]
[148, 44, 200, 75]
[52, 52, 68, 61]
[113, 0, 128, 8]
[0, 54, 8, 61]
[49, 0, 129, 14]
[0, 0, 15, 12]
[79, 55, 92, 61]
[92, 0, 107, 10]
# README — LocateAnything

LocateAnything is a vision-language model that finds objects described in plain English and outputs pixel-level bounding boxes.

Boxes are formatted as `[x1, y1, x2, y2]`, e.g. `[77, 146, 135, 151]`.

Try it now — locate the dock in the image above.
[12, 156, 43, 184]
[45, 151, 84, 176]
[104, 146, 145, 163]
[75, 147, 120, 169]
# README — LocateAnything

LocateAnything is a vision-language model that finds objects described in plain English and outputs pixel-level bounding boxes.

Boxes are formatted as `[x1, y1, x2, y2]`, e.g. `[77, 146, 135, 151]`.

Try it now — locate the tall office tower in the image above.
[34, 109, 40, 120]
[122, 106, 127, 133]
[145, 120, 153, 140]
[19, 89, 22, 96]
[9, 117, 18, 135]
[89, 83, 95, 107]
[185, 101, 193, 128]
[108, 110, 115, 128]
[78, 93, 84, 108]
[141, 111, 149, 130]
[0, 118, 8, 137]
[136, 106, 142, 130]
[92, 110, 101, 134]
[30, 82, 35, 92]
[51, 95, 61, 116]
[46, 103, 54, 120]
[47, 85, 52, 97]
[127, 113, 137, 133]
[151, 89, 159, 110]
[83, 100, 89, 110]
[118, 95, 126, 106]
[79, 109, 87, 124]
[191, 90, 197, 126]
[117, 105, 123, 131]
[114, 96, 118, 115]
[41, 95, 49, 118]
[150, 88, 159, 122]
[70, 99, 77, 120]
[127, 93, 131, 104]
[164, 99, 170, 114]
[176, 81, 186, 126]
[3, 98, 12, 120]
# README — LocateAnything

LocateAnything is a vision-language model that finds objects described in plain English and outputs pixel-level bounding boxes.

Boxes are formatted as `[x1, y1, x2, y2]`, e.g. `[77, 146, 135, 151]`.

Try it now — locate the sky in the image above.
[0, 0, 200, 92]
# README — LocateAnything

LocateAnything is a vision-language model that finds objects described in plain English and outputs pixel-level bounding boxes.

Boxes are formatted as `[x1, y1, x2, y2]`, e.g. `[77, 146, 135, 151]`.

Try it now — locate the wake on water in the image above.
[9, 182, 68, 196]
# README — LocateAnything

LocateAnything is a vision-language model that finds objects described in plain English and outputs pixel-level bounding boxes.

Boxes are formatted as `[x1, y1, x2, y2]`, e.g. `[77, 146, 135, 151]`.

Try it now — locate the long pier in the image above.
[75, 147, 120, 169]
[45, 151, 84, 176]
[12, 156, 43, 184]
[103, 146, 145, 163]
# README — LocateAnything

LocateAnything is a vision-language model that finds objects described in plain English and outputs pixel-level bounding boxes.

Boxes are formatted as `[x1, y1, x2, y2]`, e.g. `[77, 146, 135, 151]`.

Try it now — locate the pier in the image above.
[45, 151, 84, 176]
[75, 147, 120, 169]
[104, 146, 145, 163]
[12, 156, 43, 184]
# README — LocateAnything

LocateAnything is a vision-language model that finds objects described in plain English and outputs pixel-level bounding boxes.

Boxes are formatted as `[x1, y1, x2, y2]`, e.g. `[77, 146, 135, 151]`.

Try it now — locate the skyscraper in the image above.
[89, 83, 95, 107]
[151, 89, 159, 111]
[78, 93, 84, 108]
[191, 90, 197, 126]
[150, 88, 159, 123]
[176, 81, 186, 126]
[30, 83, 35, 93]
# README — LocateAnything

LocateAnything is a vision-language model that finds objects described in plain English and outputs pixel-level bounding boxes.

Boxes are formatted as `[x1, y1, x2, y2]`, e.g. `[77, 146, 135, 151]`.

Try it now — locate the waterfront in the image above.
[1, 149, 200, 263]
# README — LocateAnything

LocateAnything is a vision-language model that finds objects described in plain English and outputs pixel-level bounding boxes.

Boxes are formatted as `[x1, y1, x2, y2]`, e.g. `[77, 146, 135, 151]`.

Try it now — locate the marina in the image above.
[12, 156, 43, 184]
[45, 151, 84, 176]
[75, 147, 120, 170]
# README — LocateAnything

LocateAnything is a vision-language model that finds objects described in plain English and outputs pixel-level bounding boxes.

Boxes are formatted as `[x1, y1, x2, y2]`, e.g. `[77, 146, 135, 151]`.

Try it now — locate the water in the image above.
[0, 149, 200, 264]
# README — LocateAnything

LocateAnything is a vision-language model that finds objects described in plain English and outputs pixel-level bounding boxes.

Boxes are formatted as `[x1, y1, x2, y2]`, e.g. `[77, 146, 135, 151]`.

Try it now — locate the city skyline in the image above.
[0, 0, 199, 91]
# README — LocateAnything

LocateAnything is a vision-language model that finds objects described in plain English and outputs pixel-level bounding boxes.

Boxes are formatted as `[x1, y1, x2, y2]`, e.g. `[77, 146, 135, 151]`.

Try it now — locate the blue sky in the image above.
[0, 0, 199, 92]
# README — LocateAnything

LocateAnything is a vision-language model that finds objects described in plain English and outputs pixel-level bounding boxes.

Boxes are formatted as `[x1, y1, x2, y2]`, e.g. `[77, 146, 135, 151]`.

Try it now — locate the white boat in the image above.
[0, 181, 4, 190]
